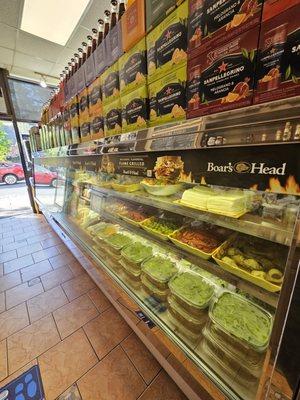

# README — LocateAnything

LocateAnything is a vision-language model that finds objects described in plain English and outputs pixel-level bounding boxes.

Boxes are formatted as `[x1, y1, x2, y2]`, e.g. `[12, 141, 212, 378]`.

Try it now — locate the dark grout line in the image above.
[120, 339, 149, 387]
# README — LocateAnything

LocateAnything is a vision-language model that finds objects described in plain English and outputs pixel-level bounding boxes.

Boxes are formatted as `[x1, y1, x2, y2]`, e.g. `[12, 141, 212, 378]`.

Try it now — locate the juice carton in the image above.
[254, 0, 300, 104]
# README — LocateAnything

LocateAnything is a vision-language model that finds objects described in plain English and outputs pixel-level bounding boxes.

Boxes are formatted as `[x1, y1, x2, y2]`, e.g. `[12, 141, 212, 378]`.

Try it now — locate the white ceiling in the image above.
[0, 0, 110, 86]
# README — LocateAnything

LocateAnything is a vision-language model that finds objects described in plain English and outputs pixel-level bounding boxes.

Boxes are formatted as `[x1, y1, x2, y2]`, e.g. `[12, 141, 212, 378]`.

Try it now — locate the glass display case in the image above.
[33, 99, 300, 400]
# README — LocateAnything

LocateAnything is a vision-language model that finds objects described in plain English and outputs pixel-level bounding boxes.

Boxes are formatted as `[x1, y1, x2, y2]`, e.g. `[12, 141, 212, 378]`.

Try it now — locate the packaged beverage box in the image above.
[147, 1, 188, 83]
[104, 97, 122, 136]
[122, 0, 146, 52]
[254, 0, 300, 104]
[63, 106, 72, 145]
[58, 114, 66, 146]
[106, 21, 124, 66]
[187, 25, 259, 118]
[69, 96, 81, 144]
[93, 41, 107, 77]
[121, 85, 149, 132]
[119, 38, 147, 95]
[78, 88, 91, 142]
[88, 76, 104, 139]
[149, 63, 187, 126]
[188, 0, 263, 58]
[146, 0, 176, 32]
[101, 61, 120, 105]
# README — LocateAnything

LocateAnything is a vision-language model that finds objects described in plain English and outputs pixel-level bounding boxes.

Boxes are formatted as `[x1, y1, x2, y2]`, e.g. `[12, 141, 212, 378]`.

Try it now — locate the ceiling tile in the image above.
[80, 0, 110, 30]
[0, 23, 17, 49]
[16, 31, 63, 62]
[0, 0, 22, 28]
[14, 51, 54, 75]
[50, 63, 65, 77]
[0, 46, 14, 68]
[65, 26, 90, 52]
[56, 46, 77, 66]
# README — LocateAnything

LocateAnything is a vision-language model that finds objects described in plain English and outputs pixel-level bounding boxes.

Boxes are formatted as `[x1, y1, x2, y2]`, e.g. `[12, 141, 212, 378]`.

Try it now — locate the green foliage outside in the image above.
[0, 122, 11, 161]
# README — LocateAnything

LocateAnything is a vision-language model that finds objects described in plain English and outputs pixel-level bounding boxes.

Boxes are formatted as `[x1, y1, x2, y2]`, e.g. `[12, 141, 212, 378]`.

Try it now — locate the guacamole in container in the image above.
[121, 242, 153, 268]
[104, 233, 132, 256]
[210, 292, 273, 351]
[141, 273, 169, 301]
[169, 272, 214, 315]
[142, 256, 177, 290]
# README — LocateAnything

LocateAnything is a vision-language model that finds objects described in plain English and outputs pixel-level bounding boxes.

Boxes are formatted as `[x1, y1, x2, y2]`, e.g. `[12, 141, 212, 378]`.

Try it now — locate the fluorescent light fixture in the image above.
[40, 75, 47, 88]
[21, 0, 90, 45]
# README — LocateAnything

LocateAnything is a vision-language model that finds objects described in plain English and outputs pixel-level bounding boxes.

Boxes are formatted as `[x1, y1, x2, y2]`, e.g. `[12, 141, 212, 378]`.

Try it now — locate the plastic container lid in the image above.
[104, 232, 132, 251]
[209, 291, 273, 351]
[169, 272, 215, 311]
[121, 242, 153, 265]
[141, 255, 177, 284]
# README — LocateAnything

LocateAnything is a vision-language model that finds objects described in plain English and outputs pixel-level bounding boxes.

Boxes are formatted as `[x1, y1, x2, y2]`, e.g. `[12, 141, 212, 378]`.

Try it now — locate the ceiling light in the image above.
[40, 76, 47, 88]
[21, 0, 90, 45]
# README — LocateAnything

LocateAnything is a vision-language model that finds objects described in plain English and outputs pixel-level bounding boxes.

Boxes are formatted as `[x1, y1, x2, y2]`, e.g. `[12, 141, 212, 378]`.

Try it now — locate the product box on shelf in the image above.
[101, 61, 120, 105]
[254, 0, 300, 104]
[88, 76, 104, 139]
[62, 106, 72, 145]
[83, 54, 96, 86]
[149, 64, 187, 126]
[146, 0, 176, 32]
[104, 97, 122, 136]
[93, 41, 107, 77]
[122, 0, 146, 52]
[119, 38, 147, 95]
[121, 85, 149, 132]
[78, 88, 91, 142]
[106, 21, 124, 66]
[147, 1, 188, 83]
[188, 0, 263, 57]
[187, 26, 259, 118]
[69, 96, 81, 144]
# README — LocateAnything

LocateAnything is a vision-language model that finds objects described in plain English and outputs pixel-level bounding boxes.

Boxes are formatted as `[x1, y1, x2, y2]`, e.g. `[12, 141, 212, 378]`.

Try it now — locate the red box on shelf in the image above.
[254, 0, 300, 104]
[187, 25, 260, 118]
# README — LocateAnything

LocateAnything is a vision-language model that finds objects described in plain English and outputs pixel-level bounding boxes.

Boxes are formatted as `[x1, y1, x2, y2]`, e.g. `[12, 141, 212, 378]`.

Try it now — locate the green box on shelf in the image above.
[121, 85, 149, 133]
[104, 97, 122, 136]
[101, 61, 120, 105]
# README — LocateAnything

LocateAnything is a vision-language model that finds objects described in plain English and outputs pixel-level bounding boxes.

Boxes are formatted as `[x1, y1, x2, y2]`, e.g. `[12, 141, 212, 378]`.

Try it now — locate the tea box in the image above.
[101, 61, 120, 105]
[254, 0, 300, 104]
[104, 97, 122, 136]
[149, 64, 187, 126]
[69, 96, 81, 144]
[188, 0, 263, 57]
[119, 38, 147, 95]
[121, 85, 149, 132]
[147, 1, 188, 83]
[78, 88, 91, 142]
[122, 0, 146, 52]
[187, 26, 259, 117]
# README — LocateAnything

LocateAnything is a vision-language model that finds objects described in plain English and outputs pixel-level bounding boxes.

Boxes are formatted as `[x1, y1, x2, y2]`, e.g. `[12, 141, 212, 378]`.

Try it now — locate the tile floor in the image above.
[0, 213, 188, 400]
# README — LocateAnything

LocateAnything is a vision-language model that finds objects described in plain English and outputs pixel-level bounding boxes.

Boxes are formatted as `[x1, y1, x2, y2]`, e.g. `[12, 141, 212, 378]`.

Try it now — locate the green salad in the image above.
[105, 233, 131, 249]
[122, 242, 153, 263]
[143, 256, 177, 282]
[170, 273, 214, 307]
[144, 218, 180, 235]
[212, 293, 272, 348]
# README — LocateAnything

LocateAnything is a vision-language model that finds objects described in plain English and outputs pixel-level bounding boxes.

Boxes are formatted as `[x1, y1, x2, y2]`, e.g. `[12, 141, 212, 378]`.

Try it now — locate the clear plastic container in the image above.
[167, 295, 207, 333]
[168, 271, 214, 316]
[119, 258, 141, 278]
[168, 311, 201, 343]
[121, 269, 141, 290]
[141, 273, 169, 301]
[120, 242, 153, 272]
[209, 291, 273, 352]
[104, 233, 133, 257]
[141, 256, 178, 291]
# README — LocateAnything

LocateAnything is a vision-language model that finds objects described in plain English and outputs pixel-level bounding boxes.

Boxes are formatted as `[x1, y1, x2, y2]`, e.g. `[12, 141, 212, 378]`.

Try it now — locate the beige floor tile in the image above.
[68, 260, 85, 277]
[27, 286, 68, 323]
[3, 254, 33, 274]
[53, 295, 98, 339]
[32, 246, 60, 263]
[88, 288, 111, 313]
[21, 259, 53, 282]
[0, 340, 7, 381]
[39, 329, 98, 400]
[139, 371, 188, 400]
[41, 236, 62, 249]
[0, 303, 29, 341]
[0, 271, 21, 293]
[7, 314, 60, 374]
[41, 266, 74, 291]
[62, 274, 96, 301]
[17, 242, 42, 258]
[77, 346, 146, 400]
[6, 281, 44, 309]
[0, 292, 5, 313]
[49, 253, 76, 269]
[121, 333, 161, 384]
[0, 250, 17, 264]
[83, 307, 131, 359]
[3, 241, 27, 253]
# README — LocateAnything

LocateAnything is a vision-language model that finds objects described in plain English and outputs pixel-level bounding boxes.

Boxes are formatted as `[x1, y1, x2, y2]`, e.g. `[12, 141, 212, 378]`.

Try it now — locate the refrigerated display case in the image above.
[32, 97, 300, 400]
